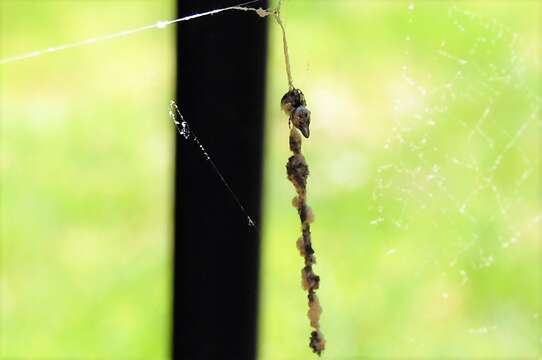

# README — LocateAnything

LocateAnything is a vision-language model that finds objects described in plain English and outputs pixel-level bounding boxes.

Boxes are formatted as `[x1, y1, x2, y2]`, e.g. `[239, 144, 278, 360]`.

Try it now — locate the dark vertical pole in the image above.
[172, 1, 267, 360]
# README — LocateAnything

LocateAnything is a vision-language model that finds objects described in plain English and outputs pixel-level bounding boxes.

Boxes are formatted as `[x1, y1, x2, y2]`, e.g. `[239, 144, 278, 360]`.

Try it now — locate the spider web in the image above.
[369, 1, 541, 355]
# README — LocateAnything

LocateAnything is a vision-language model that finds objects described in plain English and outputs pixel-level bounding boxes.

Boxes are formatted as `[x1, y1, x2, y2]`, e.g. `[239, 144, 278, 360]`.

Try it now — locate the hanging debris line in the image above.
[271, 0, 325, 354]
[169, 101, 256, 228]
[281, 88, 325, 355]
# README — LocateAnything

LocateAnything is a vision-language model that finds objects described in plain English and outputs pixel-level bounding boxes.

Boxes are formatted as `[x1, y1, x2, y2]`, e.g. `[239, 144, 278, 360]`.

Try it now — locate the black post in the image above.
[172, 1, 268, 359]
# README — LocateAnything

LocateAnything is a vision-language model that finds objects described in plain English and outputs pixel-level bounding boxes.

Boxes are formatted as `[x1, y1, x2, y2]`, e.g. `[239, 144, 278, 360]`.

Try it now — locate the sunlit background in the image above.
[0, 1, 175, 357]
[1, 0, 540, 359]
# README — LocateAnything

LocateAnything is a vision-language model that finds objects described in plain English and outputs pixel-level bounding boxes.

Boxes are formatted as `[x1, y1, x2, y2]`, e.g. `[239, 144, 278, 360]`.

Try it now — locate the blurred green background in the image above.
[0, 0, 175, 358]
[1, 0, 540, 359]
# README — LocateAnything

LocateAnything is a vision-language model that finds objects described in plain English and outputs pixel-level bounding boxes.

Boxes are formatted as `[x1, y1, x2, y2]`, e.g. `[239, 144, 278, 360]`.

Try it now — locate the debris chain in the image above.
[281, 89, 325, 355]
[169, 101, 256, 228]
